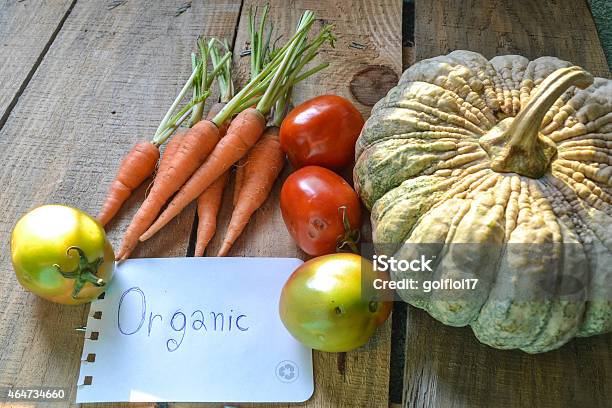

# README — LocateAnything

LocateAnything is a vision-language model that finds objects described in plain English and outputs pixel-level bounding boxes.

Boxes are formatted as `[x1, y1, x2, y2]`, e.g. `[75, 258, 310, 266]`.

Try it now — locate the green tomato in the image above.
[11, 205, 115, 305]
[279, 253, 392, 352]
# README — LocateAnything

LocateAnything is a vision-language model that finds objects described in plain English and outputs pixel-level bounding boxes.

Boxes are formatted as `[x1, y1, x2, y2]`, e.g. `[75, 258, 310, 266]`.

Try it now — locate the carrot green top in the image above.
[212, 9, 335, 128]
[151, 38, 231, 146]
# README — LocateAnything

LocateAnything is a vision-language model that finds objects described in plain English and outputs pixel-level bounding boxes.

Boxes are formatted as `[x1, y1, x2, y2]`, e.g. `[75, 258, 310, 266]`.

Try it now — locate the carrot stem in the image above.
[212, 10, 322, 126]
[153, 60, 202, 140]
[267, 24, 334, 110]
[293, 62, 329, 84]
[190, 52, 205, 126]
[272, 87, 291, 127]
[189, 39, 232, 127]
[210, 39, 233, 103]
[249, 5, 271, 78]
[204, 44, 232, 90]
[152, 37, 232, 145]
[211, 54, 280, 126]
[153, 92, 209, 146]
[256, 11, 314, 114]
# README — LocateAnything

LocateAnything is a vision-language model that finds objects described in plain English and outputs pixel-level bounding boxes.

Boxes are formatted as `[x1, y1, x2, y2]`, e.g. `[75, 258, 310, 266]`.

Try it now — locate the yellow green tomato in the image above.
[279, 253, 392, 352]
[11, 205, 115, 305]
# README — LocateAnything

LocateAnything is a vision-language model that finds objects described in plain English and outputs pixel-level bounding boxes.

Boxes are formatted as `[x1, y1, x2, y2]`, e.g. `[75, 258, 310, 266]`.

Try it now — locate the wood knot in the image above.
[349, 65, 398, 107]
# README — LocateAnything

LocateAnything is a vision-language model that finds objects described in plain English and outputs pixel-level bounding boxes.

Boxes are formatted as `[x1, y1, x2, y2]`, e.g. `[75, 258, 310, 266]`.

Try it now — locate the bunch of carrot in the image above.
[96, 52, 217, 227]
[97, 38, 229, 250]
[98, 9, 333, 259]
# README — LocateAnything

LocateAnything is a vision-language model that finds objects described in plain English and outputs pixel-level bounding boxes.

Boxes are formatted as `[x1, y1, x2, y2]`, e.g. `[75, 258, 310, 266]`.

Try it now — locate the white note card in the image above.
[76, 257, 313, 403]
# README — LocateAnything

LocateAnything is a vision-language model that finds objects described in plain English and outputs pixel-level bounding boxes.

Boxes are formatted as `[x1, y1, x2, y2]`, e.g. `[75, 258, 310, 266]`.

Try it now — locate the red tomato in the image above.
[279, 95, 365, 170]
[280, 166, 362, 256]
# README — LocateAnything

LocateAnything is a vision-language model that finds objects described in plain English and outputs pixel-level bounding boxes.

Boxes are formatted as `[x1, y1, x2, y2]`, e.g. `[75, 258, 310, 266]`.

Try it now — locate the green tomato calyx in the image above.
[54, 246, 106, 299]
[336, 206, 360, 254]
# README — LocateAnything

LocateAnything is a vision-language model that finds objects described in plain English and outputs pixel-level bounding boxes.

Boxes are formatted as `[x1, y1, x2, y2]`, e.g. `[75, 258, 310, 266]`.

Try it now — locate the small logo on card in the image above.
[275, 360, 299, 383]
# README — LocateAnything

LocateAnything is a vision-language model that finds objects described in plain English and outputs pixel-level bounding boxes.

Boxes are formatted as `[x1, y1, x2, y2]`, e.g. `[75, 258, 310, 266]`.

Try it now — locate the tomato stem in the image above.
[54, 246, 106, 299]
[336, 206, 360, 254]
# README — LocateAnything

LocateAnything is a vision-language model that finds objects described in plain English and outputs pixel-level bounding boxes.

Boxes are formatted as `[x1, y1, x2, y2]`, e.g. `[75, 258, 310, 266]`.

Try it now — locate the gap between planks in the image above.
[0, 0, 78, 132]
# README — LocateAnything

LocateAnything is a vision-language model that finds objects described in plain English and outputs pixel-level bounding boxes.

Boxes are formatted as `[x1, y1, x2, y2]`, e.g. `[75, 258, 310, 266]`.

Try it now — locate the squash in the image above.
[354, 51, 611, 353]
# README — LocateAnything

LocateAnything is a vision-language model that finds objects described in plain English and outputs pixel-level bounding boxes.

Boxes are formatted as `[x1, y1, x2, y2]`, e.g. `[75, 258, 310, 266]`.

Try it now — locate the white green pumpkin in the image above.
[354, 51, 611, 353]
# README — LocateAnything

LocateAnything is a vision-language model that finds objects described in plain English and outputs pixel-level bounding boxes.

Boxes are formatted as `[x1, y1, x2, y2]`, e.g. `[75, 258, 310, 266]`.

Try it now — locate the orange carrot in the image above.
[116, 120, 220, 259]
[97, 141, 159, 226]
[140, 108, 266, 241]
[193, 102, 230, 256]
[233, 158, 245, 206]
[194, 172, 229, 256]
[217, 127, 284, 256]
[156, 131, 184, 176]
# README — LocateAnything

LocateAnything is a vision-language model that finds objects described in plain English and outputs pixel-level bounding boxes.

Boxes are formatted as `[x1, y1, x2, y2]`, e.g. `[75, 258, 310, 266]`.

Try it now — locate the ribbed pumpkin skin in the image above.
[354, 51, 612, 353]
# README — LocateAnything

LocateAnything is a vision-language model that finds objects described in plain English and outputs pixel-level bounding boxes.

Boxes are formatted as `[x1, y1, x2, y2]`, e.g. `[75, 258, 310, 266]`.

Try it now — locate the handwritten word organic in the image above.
[117, 287, 249, 352]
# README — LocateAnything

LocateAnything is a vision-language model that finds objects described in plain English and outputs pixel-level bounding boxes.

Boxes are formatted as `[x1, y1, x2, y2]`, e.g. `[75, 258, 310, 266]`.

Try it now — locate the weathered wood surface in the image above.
[0, 0, 401, 407]
[0, 1, 241, 407]
[0, 0, 74, 124]
[414, 0, 610, 78]
[404, 1, 612, 407]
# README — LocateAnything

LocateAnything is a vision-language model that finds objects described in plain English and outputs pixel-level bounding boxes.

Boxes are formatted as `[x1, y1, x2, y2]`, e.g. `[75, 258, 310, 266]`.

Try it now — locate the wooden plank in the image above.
[404, 1, 612, 407]
[404, 310, 612, 408]
[177, 1, 401, 407]
[0, 0, 74, 124]
[414, 0, 610, 77]
[0, 1, 242, 407]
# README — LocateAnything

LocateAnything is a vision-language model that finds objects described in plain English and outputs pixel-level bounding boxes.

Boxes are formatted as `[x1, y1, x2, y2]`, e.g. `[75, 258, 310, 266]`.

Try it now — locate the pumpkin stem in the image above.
[479, 66, 593, 178]
[54, 246, 106, 299]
